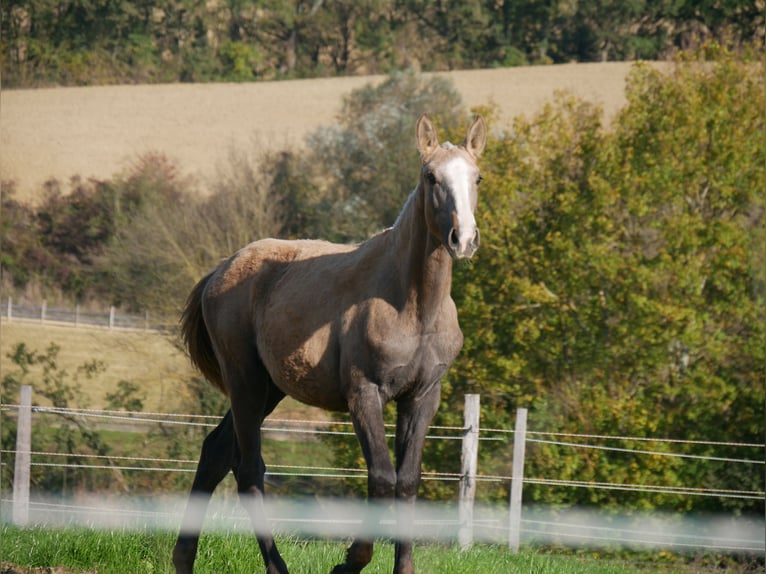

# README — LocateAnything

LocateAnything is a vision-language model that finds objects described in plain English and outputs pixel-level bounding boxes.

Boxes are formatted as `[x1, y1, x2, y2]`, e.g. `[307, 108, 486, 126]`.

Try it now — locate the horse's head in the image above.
[416, 114, 486, 260]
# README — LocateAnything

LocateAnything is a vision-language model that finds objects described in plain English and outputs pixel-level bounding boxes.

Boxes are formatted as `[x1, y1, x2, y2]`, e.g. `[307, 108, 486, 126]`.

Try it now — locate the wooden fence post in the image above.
[508, 407, 528, 552]
[6, 296, 12, 322]
[109, 306, 115, 329]
[458, 394, 480, 549]
[13, 385, 32, 526]
[40, 300, 46, 323]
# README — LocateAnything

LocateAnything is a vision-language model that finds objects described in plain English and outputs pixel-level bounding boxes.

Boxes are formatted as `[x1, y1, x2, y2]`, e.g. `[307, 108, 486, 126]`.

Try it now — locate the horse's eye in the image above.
[426, 172, 437, 185]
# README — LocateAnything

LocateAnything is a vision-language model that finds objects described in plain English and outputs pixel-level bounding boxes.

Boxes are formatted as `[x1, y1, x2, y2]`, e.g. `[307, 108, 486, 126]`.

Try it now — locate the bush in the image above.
[443, 44, 764, 512]
[275, 69, 466, 242]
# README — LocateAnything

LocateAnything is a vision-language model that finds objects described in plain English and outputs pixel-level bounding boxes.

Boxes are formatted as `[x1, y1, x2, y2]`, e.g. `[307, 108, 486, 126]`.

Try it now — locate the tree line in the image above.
[2, 45, 763, 516]
[1, 0, 763, 87]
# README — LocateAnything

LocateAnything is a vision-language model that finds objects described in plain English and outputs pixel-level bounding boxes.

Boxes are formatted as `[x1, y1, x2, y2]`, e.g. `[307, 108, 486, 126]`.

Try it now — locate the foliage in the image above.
[1, 177, 117, 298]
[1, 342, 121, 494]
[96, 148, 285, 315]
[1, 149, 284, 315]
[104, 380, 145, 412]
[278, 70, 465, 241]
[0, 338, 231, 496]
[2, 0, 763, 87]
[441, 44, 765, 512]
[0, 181, 47, 288]
[1, 47, 762, 519]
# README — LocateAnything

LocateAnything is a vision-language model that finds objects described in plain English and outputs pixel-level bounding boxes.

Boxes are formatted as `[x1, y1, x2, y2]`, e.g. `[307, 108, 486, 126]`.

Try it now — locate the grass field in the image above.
[0, 320, 193, 412]
[0, 525, 701, 574]
[0, 320, 324, 420]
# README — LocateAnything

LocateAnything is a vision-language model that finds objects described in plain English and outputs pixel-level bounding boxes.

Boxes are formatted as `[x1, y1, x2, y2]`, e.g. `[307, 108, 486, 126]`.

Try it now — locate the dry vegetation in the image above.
[1, 63, 646, 200]
[0, 321, 193, 411]
[0, 320, 332, 418]
[0, 62, 651, 414]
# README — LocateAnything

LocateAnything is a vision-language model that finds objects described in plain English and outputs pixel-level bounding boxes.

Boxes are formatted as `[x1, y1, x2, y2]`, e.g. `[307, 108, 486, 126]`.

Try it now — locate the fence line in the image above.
[2, 405, 763, 475]
[4, 446, 761, 499]
[526, 437, 763, 465]
[1, 297, 173, 332]
[4, 403, 762, 455]
[1, 389, 764, 554]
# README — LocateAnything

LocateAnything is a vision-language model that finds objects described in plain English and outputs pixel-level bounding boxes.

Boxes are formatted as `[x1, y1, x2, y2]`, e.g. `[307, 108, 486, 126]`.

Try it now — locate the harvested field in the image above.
[1, 63, 652, 200]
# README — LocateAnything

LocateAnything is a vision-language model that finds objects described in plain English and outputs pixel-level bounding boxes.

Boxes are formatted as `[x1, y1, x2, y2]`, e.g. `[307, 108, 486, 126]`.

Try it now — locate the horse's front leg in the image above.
[392, 381, 441, 574]
[332, 380, 396, 574]
[173, 410, 237, 574]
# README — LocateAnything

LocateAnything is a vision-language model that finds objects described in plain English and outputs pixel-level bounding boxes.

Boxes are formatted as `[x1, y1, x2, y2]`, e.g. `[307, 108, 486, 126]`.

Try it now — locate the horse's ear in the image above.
[416, 114, 439, 161]
[463, 115, 486, 158]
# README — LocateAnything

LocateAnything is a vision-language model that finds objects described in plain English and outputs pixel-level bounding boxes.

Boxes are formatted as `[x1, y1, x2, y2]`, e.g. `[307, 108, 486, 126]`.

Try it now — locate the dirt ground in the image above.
[2, 62, 647, 199]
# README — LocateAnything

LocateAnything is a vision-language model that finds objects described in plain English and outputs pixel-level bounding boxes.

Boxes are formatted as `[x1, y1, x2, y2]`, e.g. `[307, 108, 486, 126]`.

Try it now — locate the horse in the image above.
[172, 114, 487, 574]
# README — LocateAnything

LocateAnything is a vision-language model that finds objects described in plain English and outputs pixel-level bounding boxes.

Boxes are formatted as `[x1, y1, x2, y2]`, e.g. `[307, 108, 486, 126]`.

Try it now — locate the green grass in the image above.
[0, 525, 697, 574]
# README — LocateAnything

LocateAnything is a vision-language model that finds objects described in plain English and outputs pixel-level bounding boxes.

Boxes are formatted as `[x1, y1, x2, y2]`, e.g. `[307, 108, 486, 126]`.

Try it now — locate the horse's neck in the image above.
[390, 184, 454, 321]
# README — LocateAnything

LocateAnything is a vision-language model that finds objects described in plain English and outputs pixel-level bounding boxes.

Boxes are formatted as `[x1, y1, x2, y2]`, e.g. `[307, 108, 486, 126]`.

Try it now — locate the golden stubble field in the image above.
[1, 62, 650, 200]
[0, 62, 654, 414]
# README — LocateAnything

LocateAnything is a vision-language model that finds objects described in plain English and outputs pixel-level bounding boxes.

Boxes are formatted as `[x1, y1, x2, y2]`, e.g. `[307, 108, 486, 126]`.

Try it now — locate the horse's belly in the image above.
[273, 364, 348, 412]
[259, 327, 348, 412]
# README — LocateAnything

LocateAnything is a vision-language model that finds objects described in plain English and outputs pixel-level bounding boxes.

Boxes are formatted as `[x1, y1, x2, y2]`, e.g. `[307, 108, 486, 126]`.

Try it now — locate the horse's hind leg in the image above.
[173, 410, 237, 574]
[226, 358, 288, 574]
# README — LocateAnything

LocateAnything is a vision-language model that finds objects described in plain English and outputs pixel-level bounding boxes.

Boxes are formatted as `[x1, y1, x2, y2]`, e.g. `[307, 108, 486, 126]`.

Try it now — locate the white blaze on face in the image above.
[442, 155, 478, 252]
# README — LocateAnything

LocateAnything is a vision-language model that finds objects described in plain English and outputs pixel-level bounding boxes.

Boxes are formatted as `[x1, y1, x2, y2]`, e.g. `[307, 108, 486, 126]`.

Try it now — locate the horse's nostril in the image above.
[449, 228, 459, 248]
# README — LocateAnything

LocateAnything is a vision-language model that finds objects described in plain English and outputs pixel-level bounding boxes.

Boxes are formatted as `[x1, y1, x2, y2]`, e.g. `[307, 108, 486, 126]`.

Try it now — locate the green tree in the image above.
[279, 70, 465, 242]
[440, 45, 764, 512]
[0, 343, 125, 494]
[0, 182, 48, 288]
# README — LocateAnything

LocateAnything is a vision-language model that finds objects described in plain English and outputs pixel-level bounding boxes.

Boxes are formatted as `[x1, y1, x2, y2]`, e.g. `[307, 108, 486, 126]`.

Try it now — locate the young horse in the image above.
[173, 115, 486, 574]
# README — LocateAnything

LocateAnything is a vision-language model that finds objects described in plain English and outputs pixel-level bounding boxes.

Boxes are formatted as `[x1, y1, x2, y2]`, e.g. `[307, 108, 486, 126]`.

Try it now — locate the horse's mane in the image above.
[392, 185, 420, 230]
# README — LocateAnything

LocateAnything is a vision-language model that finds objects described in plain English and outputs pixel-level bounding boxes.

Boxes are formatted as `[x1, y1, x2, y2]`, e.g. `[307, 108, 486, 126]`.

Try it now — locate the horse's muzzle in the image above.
[447, 226, 480, 259]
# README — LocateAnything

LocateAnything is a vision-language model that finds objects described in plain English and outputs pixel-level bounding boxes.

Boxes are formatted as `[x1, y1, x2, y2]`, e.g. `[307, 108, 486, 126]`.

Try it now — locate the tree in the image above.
[439, 45, 764, 512]
[97, 150, 284, 315]
[279, 69, 465, 242]
[1, 342, 126, 494]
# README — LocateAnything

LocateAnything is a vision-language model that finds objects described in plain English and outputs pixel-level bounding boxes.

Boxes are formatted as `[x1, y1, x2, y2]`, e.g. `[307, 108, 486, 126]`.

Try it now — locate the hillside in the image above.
[1, 63, 649, 199]
[0, 320, 331, 419]
[0, 321, 193, 411]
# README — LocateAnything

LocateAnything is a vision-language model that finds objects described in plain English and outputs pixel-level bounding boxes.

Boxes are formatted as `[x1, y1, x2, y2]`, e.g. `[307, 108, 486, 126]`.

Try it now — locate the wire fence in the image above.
[1, 399, 764, 554]
[1, 298, 173, 331]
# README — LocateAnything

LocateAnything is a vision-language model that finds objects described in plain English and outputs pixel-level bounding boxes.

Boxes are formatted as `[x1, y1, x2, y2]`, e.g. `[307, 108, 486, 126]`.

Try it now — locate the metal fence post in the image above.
[13, 385, 33, 526]
[508, 407, 528, 551]
[458, 393, 480, 549]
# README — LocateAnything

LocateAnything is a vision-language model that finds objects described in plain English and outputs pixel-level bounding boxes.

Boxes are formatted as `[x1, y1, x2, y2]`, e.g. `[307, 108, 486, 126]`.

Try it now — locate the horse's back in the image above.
[202, 237, 362, 410]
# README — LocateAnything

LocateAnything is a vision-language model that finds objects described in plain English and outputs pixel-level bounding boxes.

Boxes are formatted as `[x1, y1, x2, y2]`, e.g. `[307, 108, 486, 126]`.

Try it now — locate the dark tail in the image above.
[181, 269, 227, 395]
